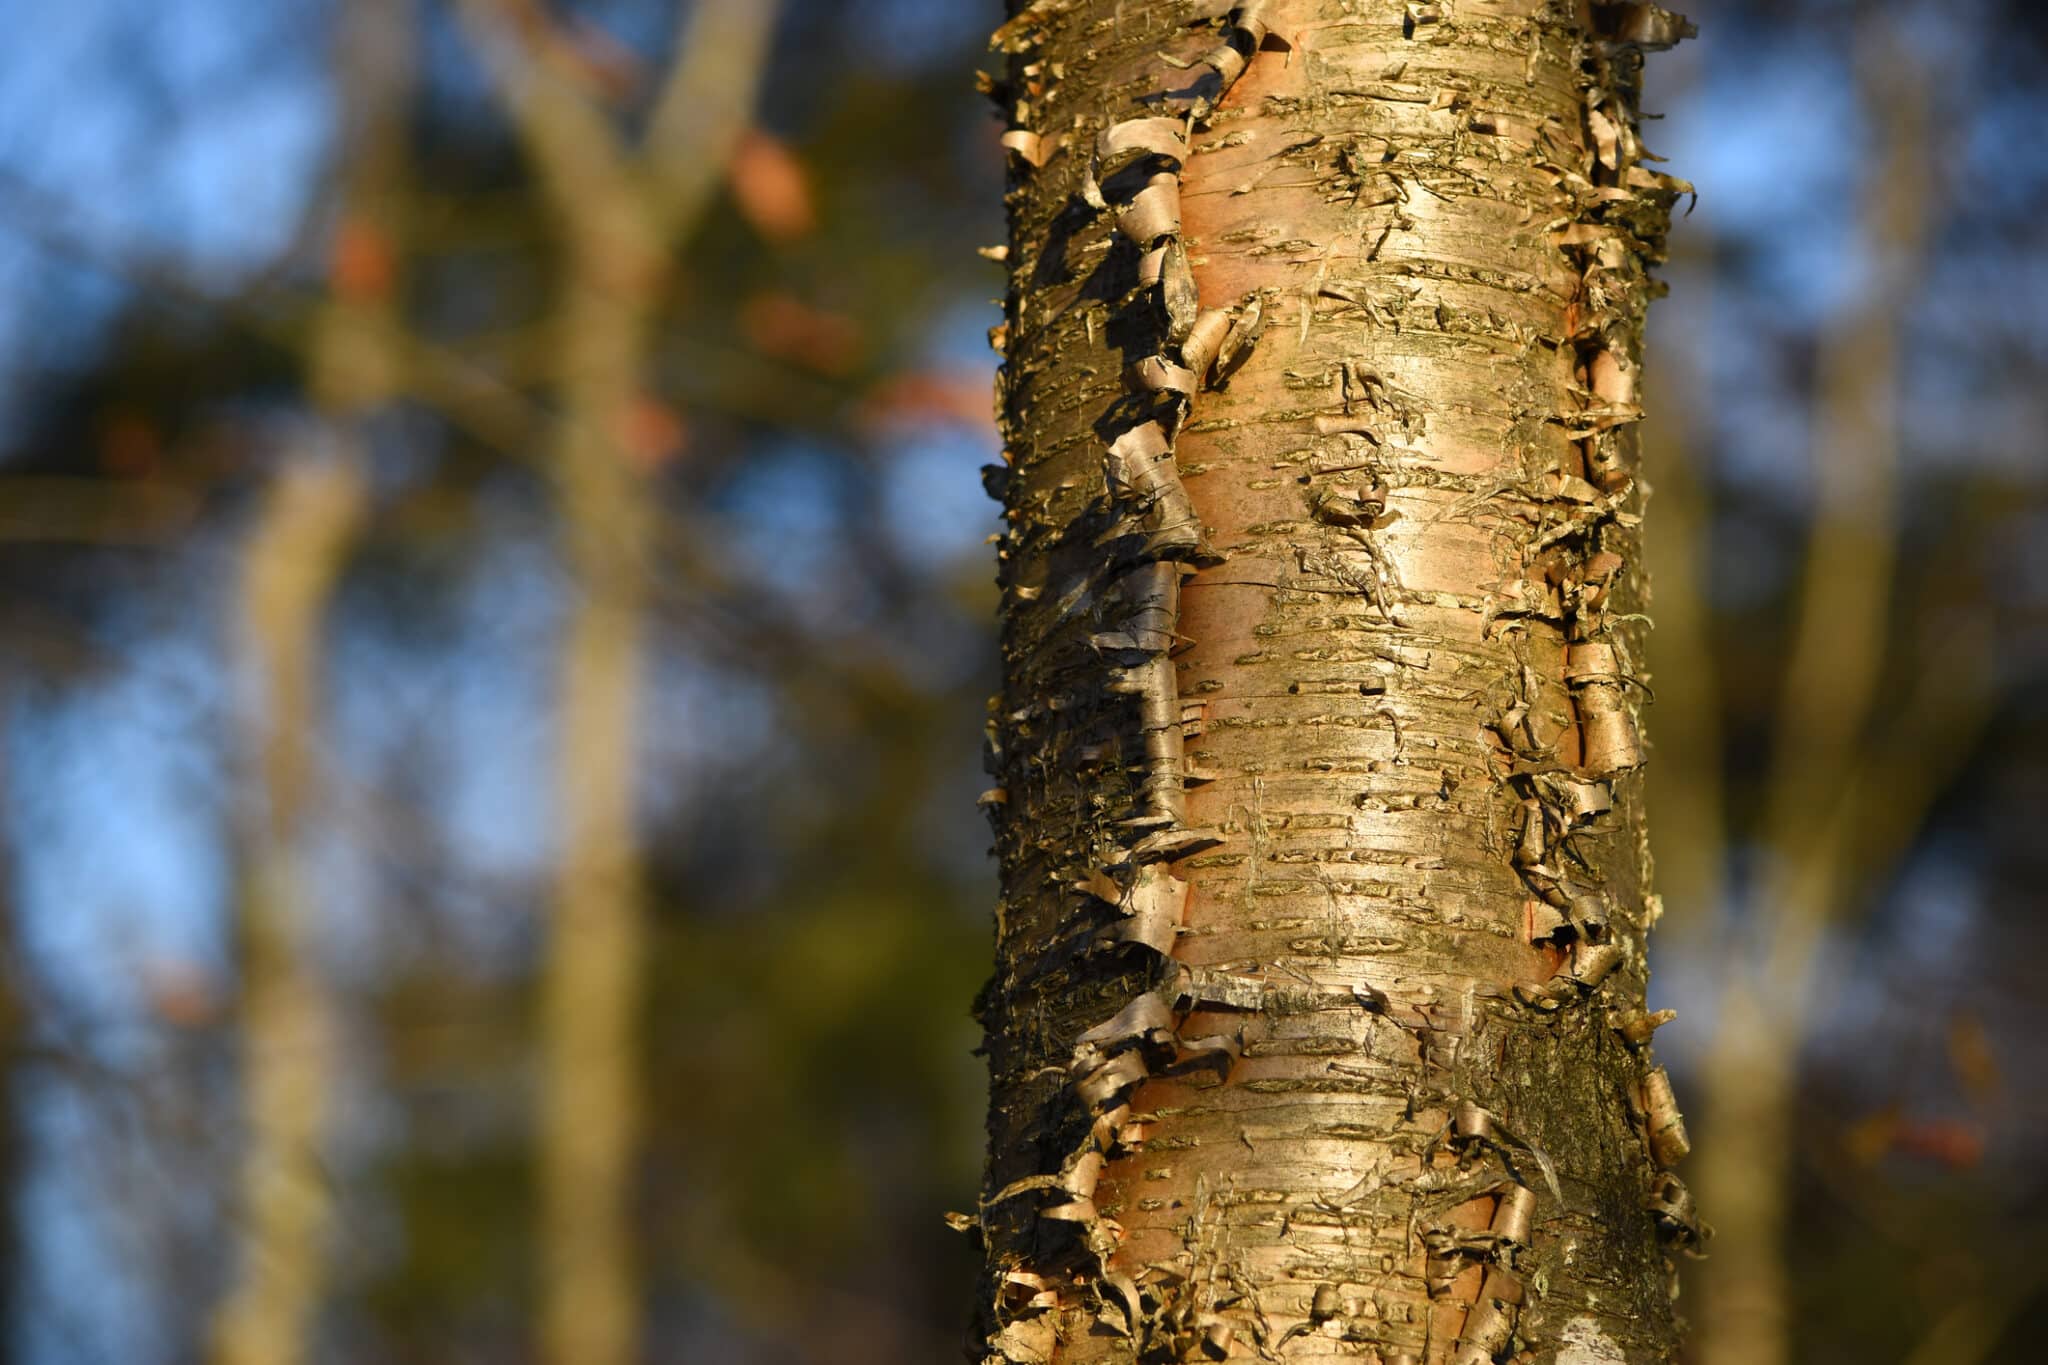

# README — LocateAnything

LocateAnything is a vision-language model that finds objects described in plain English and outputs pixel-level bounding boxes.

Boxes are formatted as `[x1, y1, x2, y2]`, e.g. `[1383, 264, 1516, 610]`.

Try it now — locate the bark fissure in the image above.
[977, 3, 1693, 1362]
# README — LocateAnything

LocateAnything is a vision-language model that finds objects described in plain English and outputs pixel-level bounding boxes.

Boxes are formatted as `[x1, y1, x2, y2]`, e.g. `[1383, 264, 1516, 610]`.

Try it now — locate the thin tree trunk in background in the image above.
[209, 3, 408, 1360]
[452, 5, 780, 1359]
[974, 4, 1693, 1362]
[1691, 38, 1930, 1365]
[541, 224, 658, 1365]
[213, 456, 366, 1365]
[1637, 321, 1724, 959]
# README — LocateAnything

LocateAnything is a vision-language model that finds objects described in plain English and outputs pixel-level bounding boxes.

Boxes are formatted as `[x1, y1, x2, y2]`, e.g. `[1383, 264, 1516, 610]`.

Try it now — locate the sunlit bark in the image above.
[974, 4, 1693, 1361]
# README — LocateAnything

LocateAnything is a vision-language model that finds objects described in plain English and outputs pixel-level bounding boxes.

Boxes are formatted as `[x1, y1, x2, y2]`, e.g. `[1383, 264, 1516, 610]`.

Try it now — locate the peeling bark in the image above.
[974, 3, 1692, 1361]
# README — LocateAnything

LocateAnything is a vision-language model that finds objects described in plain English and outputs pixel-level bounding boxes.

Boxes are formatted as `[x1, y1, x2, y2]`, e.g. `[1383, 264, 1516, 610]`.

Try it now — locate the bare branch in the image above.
[641, 0, 784, 234]
[451, 0, 639, 232]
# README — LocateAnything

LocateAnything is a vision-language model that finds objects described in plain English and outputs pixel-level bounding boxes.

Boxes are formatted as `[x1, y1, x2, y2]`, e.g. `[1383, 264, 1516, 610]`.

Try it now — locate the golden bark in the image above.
[975, 3, 1692, 1361]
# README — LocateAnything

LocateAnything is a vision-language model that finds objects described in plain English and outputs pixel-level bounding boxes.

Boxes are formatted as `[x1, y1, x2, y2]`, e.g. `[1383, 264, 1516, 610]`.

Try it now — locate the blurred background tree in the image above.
[0, 1, 2040, 1363]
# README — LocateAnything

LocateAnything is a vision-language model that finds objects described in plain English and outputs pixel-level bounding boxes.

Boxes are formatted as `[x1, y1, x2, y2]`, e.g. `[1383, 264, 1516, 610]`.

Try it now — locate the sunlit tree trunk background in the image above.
[454, 3, 780, 1358]
[210, 1, 398, 1357]
[1662, 24, 1988, 1365]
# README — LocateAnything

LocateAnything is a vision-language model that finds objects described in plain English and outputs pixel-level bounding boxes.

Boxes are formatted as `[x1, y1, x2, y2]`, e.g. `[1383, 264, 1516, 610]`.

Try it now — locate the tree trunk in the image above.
[1690, 36, 1930, 1365]
[209, 3, 405, 1360]
[973, 4, 1694, 1362]
[540, 220, 659, 1365]
[213, 453, 366, 1365]
[450, 6, 782, 1355]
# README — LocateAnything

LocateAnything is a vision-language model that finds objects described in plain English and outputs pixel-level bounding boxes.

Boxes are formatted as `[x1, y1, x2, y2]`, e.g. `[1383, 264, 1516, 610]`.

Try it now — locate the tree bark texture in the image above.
[974, 4, 1694, 1363]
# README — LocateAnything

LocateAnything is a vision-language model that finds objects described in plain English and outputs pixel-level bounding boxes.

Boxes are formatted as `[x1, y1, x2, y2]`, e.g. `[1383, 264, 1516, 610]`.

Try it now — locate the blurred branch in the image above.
[640, 0, 783, 232]
[0, 164, 855, 455]
[452, 0, 639, 231]
[455, 0, 782, 244]
[209, 453, 366, 1365]
[1837, 614, 1994, 886]
[0, 166, 899, 794]
[0, 166, 548, 459]
[1756, 58, 1930, 962]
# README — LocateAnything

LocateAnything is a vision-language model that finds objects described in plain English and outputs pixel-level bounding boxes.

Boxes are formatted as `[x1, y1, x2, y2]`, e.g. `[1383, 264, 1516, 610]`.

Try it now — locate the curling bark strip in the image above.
[976, 3, 1694, 1362]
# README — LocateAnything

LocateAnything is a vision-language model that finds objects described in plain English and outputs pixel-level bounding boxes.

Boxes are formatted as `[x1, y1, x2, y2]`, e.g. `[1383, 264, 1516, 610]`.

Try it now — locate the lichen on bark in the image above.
[973, 3, 1695, 1362]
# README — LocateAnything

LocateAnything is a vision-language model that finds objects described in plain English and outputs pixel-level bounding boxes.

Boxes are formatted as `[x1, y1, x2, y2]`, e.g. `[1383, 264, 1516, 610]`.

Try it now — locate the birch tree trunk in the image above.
[538, 215, 659, 1365]
[453, 5, 779, 1359]
[209, 3, 404, 1360]
[973, 4, 1695, 1362]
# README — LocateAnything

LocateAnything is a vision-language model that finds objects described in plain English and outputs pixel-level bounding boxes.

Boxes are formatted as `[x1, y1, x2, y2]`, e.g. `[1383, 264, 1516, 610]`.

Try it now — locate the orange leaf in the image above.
[614, 393, 688, 472]
[331, 216, 394, 301]
[738, 291, 861, 375]
[1892, 1119, 1985, 1170]
[727, 129, 816, 243]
